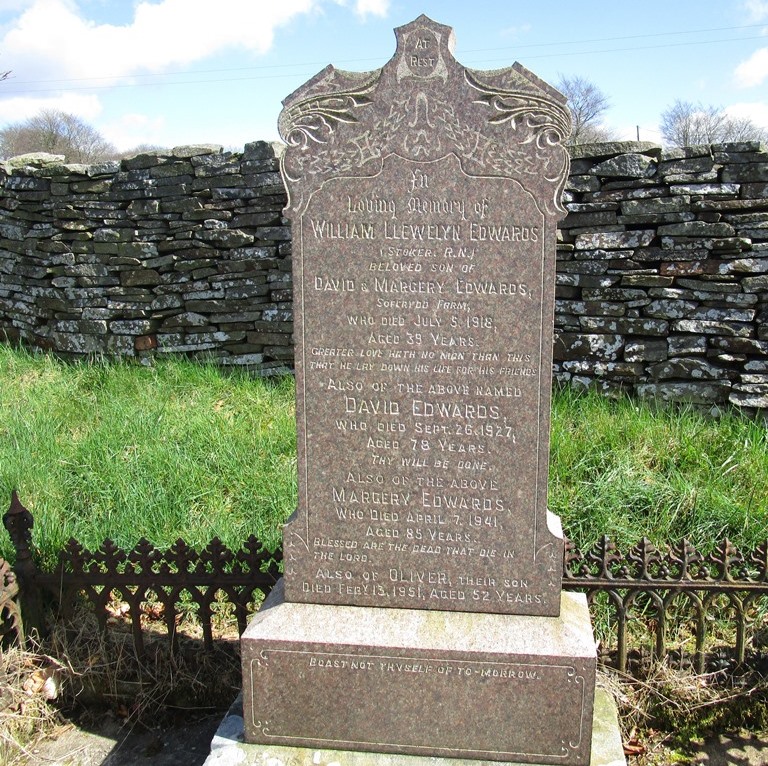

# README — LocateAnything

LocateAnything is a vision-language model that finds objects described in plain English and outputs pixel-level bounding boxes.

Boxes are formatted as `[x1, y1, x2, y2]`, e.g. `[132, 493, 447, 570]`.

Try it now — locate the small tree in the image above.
[660, 100, 768, 147]
[0, 109, 116, 163]
[557, 74, 616, 145]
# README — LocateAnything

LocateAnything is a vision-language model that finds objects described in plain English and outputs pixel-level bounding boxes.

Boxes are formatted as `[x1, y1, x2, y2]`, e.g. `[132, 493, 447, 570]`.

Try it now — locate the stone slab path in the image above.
[20, 716, 768, 766]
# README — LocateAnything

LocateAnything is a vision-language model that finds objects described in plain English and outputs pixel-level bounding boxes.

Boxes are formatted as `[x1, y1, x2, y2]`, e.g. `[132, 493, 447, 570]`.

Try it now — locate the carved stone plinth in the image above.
[242, 582, 596, 765]
[208, 686, 624, 766]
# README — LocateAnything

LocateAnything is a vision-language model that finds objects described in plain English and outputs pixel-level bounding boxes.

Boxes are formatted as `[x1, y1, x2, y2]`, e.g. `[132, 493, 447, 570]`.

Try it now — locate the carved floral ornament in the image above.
[278, 15, 572, 217]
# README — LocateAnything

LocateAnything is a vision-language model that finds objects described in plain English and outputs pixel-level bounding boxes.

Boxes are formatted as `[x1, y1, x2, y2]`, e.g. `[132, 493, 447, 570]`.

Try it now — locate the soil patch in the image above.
[18, 709, 223, 766]
[19, 714, 768, 766]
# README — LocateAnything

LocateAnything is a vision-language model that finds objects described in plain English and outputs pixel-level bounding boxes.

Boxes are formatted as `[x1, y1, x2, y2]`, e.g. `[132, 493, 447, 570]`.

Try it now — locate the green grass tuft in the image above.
[1, 345, 766, 566]
[0, 346, 296, 565]
[549, 386, 768, 552]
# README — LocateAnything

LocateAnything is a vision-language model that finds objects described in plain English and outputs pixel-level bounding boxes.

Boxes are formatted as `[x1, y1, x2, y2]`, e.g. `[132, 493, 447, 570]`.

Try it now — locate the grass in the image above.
[1, 343, 767, 761]
[0, 343, 766, 564]
[550, 386, 768, 552]
[0, 345, 296, 566]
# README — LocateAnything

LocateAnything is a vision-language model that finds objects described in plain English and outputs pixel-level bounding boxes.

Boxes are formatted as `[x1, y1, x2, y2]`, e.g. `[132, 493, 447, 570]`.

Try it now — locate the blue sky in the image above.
[0, 0, 766, 152]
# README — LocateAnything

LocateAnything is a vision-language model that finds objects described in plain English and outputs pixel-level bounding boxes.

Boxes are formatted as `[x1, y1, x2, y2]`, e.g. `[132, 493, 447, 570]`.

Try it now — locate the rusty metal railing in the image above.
[3, 493, 767, 674]
[2, 492, 280, 657]
[563, 536, 768, 673]
[0, 556, 22, 647]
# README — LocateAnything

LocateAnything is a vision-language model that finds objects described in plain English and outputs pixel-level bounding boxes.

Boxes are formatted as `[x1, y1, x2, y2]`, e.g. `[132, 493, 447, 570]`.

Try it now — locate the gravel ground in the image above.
[637, 731, 768, 765]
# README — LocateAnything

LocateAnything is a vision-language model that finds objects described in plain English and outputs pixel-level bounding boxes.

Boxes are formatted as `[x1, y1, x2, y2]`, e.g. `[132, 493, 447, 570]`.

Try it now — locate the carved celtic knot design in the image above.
[281, 80, 570, 216]
[279, 69, 380, 154]
[466, 69, 570, 149]
[465, 69, 571, 214]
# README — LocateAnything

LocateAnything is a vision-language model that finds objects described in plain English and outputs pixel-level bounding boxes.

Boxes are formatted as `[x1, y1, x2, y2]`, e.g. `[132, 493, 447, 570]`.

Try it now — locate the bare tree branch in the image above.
[660, 100, 768, 147]
[557, 74, 616, 145]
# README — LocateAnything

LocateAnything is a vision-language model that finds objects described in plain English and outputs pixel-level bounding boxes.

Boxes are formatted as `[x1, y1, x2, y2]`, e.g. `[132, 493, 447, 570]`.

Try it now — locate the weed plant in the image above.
[0, 344, 766, 565]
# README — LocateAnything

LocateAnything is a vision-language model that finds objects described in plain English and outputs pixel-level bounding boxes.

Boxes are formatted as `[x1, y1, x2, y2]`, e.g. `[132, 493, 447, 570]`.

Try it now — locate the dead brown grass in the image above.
[0, 641, 69, 766]
[0, 601, 242, 765]
[600, 659, 768, 763]
[45, 607, 242, 721]
[5, 599, 768, 766]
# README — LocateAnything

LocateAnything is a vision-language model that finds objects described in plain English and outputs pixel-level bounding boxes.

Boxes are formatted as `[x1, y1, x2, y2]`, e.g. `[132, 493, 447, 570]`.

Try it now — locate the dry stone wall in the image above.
[0, 142, 292, 372]
[557, 140, 768, 410]
[0, 140, 766, 408]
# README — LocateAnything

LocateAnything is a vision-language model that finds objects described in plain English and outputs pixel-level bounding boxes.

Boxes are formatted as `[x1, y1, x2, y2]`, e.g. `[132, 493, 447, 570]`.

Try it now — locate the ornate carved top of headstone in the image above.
[280, 15, 570, 216]
[279, 15, 572, 616]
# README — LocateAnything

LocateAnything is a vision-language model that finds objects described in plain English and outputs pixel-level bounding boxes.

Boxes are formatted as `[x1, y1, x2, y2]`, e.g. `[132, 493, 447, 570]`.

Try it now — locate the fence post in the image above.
[3, 491, 44, 638]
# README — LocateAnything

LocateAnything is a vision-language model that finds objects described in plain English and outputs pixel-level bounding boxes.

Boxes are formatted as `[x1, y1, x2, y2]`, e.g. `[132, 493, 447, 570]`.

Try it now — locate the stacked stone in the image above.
[1, 140, 767, 409]
[0, 142, 291, 372]
[557, 140, 768, 410]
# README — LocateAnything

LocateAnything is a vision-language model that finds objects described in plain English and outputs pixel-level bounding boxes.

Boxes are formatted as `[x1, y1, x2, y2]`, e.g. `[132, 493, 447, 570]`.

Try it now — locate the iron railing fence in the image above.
[1, 492, 281, 657]
[3, 493, 768, 674]
[564, 536, 768, 674]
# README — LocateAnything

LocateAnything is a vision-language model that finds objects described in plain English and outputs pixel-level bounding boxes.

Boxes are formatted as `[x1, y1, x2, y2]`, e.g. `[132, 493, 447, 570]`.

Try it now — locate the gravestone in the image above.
[281, 15, 569, 618]
[241, 16, 609, 766]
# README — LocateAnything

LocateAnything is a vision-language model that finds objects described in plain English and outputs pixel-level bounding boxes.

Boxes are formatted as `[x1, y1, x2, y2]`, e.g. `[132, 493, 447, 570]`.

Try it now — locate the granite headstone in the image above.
[280, 14, 570, 618]
[242, 16, 603, 766]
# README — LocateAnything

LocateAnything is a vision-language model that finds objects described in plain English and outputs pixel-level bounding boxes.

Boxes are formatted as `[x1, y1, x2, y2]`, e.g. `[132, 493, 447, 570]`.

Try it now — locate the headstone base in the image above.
[204, 688, 625, 766]
[241, 583, 598, 765]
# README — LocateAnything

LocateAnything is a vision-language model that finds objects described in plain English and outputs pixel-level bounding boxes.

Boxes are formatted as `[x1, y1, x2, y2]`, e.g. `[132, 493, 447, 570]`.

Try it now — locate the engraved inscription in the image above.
[306, 652, 545, 681]
[248, 644, 590, 759]
[283, 150, 563, 614]
[277, 10, 573, 617]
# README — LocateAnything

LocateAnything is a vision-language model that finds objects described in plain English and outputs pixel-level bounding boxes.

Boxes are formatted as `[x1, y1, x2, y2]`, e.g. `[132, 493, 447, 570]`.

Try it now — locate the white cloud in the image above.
[724, 101, 768, 130]
[743, 0, 768, 21]
[331, 0, 389, 18]
[0, 0, 319, 85]
[99, 109, 281, 153]
[0, 0, 391, 143]
[99, 112, 167, 151]
[734, 46, 768, 87]
[350, 0, 389, 17]
[0, 92, 101, 124]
